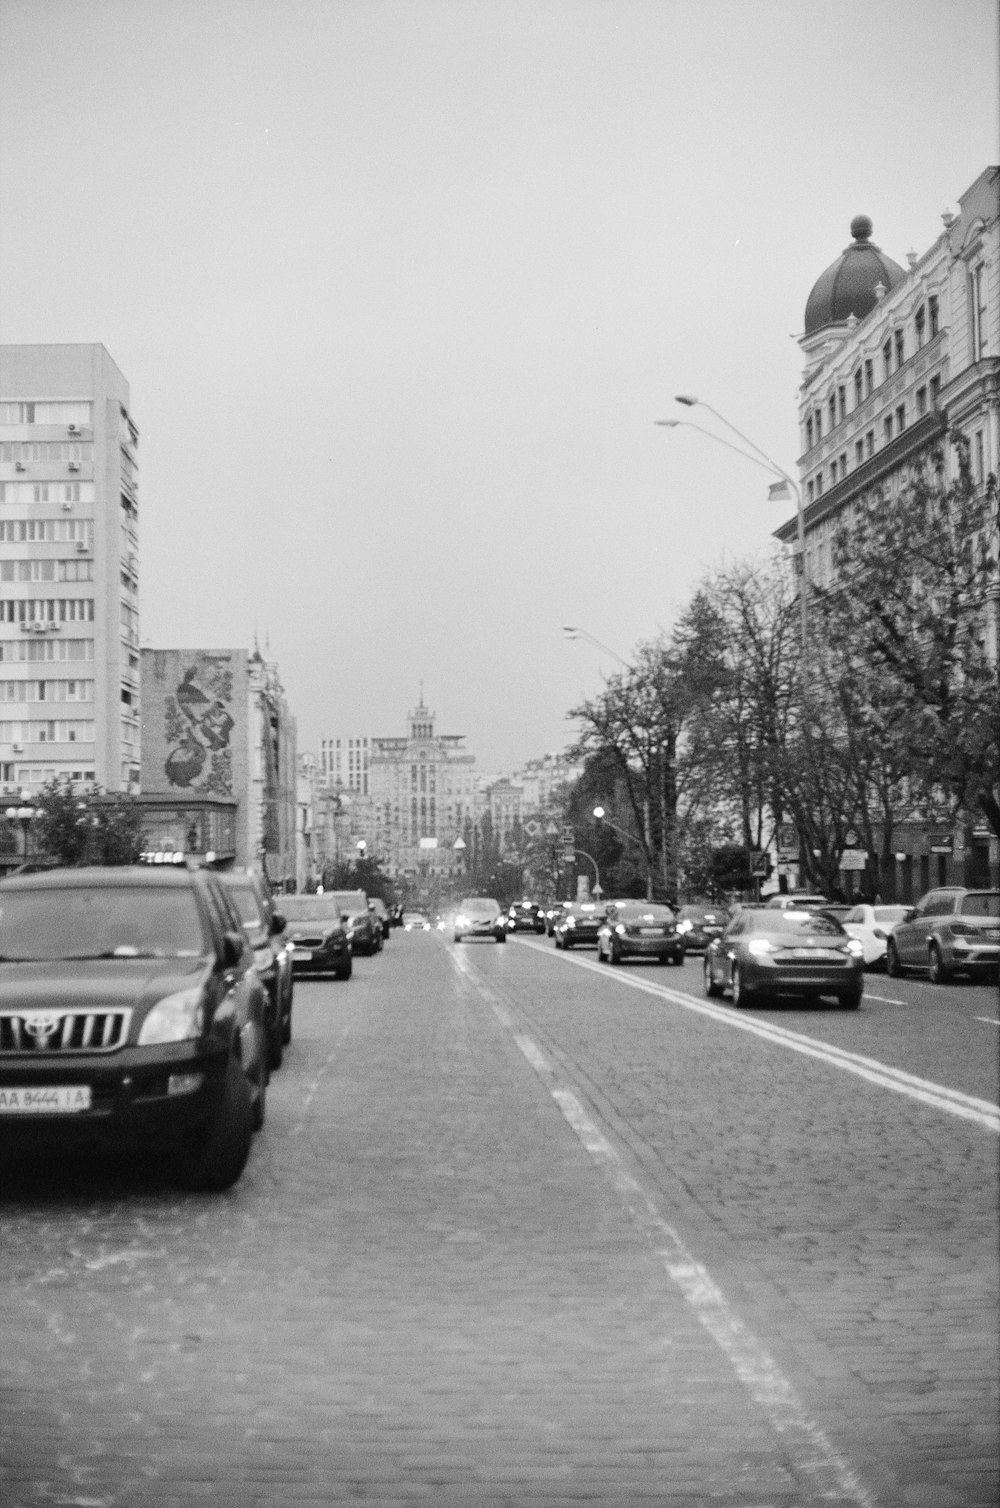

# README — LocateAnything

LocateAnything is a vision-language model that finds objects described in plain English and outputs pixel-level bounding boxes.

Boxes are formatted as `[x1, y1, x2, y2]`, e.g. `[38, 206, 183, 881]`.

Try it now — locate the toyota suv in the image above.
[0, 864, 269, 1190]
[886, 888, 1000, 982]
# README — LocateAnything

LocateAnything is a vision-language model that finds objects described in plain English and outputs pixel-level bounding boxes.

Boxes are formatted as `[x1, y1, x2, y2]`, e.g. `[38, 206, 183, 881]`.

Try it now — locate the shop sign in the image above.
[840, 849, 868, 870]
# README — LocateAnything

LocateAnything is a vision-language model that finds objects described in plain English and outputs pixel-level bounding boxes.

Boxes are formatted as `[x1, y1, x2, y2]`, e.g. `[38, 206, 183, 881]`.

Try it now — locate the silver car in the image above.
[886, 888, 1000, 983]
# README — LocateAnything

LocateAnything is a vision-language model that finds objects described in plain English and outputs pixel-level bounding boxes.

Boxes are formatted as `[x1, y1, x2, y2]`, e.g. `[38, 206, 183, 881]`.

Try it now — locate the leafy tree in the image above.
[821, 435, 1000, 841]
[32, 780, 144, 867]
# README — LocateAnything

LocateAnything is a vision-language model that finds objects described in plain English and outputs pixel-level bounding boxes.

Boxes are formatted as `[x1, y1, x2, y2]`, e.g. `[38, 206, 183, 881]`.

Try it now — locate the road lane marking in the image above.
[523, 941, 1000, 1134]
[976, 1016, 1000, 1026]
[449, 951, 875, 1508]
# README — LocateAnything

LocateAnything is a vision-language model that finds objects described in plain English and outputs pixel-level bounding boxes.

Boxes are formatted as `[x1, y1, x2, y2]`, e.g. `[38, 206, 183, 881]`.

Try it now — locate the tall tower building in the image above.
[0, 344, 140, 794]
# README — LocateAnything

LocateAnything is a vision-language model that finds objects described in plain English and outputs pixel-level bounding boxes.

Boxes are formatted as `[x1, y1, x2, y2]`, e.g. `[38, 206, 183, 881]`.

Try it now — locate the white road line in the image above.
[445, 951, 879, 1508]
[862, 992, 908, 1005]
[976, 1016, 1000, 1026]
[526, 942, 1000, 1134]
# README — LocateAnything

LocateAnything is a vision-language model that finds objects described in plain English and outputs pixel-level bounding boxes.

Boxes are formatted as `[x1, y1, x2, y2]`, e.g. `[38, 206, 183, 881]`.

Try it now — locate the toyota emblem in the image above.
[23, 1013, 62, 1043]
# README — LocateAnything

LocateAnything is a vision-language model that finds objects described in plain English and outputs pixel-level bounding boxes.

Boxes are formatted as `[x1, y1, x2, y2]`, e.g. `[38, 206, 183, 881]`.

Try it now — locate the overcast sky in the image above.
[1, 0, 997, 772]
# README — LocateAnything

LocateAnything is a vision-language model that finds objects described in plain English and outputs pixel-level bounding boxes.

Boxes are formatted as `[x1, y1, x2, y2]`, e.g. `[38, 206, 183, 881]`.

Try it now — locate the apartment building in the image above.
[0, 344, 141, 795]
[367, 697, 478, 878]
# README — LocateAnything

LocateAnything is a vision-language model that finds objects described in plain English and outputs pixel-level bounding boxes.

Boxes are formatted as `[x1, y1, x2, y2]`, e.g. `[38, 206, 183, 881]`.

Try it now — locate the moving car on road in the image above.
[505, 900, 547, 934]
[0, 863, 269, 1190]
[281, 893, 352, 979]
[596, 901, 684, 966]
[402, 911, 431, 931]
[674, 903, 729, 952]
[553, 901, 607, 949]
[835, 902, 910, 969]
[454, 898, 506, 943]
[704, 905, 864, 1008]
[886, 888, 1000, 983]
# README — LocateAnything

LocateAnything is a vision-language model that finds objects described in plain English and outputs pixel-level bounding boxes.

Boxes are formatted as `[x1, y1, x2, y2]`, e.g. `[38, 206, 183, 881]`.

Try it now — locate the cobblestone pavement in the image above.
[0, 933, 996, 1508]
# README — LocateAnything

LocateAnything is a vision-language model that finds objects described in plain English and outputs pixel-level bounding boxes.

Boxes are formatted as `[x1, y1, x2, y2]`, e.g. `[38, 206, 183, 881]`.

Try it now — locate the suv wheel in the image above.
[177, 1054, 254, 1192]
[704, 958, 722, 997]
[885, 940, 902, 978]
[731, 965, 752, 1007]
[839, 982, 863, 1010]
[335, 955, 353, 980]
[927, 943, 952, 985]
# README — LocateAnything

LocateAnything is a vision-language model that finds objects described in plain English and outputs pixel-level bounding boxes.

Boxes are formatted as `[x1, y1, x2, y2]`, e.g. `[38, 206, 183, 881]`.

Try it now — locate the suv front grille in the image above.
[0, 1009, 132, 1054]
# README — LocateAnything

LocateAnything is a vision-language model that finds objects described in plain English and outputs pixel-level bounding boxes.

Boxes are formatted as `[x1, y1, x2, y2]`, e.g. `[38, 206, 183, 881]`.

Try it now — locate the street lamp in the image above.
[562, 626, 630, 668]
[657, 395, 808, 652]
[593, 807, 653, 900]
[573, 847, 602, 899]
[5, 790, 39, 865]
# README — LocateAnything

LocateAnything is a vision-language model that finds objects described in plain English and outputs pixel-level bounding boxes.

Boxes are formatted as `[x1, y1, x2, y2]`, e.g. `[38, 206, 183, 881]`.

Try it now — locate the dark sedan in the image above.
[553, 901, 607, 949]
[505, 900, 547, 934]
[674, 904, 729, 952]
[219, 868, 293, 1070]
[281, 894, 352, 979]
[596, 901, 685, 966]
[704, 906, 865, 1009]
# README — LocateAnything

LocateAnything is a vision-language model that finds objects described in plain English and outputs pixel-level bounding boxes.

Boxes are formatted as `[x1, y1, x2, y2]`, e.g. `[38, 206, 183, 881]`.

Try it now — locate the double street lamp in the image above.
[657, 394, 808, 653]
[5, 791, 40, 865]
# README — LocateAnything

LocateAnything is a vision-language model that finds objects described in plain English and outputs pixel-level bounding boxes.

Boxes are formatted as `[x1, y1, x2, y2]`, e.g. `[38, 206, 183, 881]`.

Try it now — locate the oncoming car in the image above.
[453, 898, 506, 943]
[552, 901, 606, 949]
[0, 864, 269, 1190]
[704, 906, 864, 1009]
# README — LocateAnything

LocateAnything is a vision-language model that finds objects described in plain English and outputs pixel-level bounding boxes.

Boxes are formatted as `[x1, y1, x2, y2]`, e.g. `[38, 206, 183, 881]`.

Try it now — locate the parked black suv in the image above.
[0, 864, 268, 1190]
[219, 868, 293, 1069]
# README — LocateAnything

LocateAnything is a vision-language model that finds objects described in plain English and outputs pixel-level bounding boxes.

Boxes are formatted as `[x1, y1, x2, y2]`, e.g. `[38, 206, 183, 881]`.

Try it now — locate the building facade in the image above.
[0, 343, 141, 797]
[140, 647, 297, 882]
[778, 167, 999, 892]
[319, 735, 371, 796]
[366, 697, 478, 880]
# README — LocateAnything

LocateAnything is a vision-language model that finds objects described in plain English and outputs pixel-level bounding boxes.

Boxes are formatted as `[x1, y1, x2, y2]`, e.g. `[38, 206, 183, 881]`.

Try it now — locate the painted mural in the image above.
[163, 656, 235, 794]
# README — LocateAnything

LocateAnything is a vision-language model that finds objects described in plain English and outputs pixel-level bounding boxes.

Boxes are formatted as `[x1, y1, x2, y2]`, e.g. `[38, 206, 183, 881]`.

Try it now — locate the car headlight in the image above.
[565, 915, 576, 928]
[138, 988, 205, 1045]
[676, 919, 693, 934]
[747, 938, 775, 956]
[846, 939, 865, 958]
[615, 923, 627, 936]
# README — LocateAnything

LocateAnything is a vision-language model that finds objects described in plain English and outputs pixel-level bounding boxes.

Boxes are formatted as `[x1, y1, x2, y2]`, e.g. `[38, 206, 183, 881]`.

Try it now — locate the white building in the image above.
[0, 344, 141, 795]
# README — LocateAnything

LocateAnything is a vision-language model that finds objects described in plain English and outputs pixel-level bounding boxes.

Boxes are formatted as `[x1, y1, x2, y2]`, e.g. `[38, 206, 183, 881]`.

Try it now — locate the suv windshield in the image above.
[0, 886, 206, 960]
[282, 895, 342, 924]
[222, 880, 268, 942]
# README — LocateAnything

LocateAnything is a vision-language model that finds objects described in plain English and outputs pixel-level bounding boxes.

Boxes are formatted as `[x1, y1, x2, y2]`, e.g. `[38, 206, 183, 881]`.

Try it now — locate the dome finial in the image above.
[850, 215, 873, 242]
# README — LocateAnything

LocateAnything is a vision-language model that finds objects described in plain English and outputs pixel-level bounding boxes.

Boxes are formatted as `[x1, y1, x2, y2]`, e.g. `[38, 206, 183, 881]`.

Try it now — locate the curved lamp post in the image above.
[657, 394, 808, 652]
[573, 847, 602, 899]
[593, 806, 652, 900]
[562, 625, 630, 668]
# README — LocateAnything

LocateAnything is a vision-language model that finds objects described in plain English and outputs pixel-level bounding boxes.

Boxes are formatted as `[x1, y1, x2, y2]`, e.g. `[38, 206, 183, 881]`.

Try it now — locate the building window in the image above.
[974, 430, 985, 482]
[807, 479, 814, 503]
[864, 358, 874, 396]
[855, 439, 864, 467]
[894, 330, 905, 369]
[853, 368, 863, 407]
[970, 264, 988, 359]
[884, 415, 894, 443]
[837, 386, 846, 423]
[882, 338, 892, 382]
[805, 416, 813, 449]
[828, 393, 837, 429]
[915, 304, 926, 348]
[928, 295, 939, 337]
[815, 472, 823, 497]
[895, 404, 906, 433]
[915, 386, 927, 416]
[930, 374, 941, 407]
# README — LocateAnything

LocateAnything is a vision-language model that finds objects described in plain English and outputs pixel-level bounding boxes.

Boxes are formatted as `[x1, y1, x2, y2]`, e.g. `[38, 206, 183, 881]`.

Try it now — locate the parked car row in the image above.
[0, 863, 404, 1194]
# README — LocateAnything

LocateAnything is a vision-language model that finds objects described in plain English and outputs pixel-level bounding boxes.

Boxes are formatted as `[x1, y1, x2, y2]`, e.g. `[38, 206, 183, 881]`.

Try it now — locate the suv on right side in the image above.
[886, 888, 1000, 983]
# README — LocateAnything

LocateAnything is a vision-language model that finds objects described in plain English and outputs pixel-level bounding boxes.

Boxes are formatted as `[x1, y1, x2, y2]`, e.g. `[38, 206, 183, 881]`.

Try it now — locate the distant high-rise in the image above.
[0, 344, 140, 794]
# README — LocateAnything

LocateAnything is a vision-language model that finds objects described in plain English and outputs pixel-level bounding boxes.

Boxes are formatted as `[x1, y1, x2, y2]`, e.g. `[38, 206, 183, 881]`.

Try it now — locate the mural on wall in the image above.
[163, 657, 235, 793]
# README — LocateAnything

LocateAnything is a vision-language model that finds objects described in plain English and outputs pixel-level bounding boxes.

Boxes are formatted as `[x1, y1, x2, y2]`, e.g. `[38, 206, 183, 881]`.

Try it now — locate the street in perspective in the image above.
[1, 923, 997, 1507]
[2, 6, 999, 1508]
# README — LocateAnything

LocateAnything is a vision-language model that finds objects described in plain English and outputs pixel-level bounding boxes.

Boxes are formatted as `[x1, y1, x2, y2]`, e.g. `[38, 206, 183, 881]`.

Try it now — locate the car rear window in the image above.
[753, 910, 846, 937]
[959, 893, 1000, 918]
[282, 896, 342, 923]
[0, 885, 206, 960]
[222, 881, 268, 941]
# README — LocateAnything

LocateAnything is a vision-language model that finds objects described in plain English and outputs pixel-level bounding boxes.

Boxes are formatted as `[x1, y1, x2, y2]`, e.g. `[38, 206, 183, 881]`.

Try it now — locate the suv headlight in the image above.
[676, 919, 693, 934]
[138, 988, 205, 1045]
[846, 939, 865, 958]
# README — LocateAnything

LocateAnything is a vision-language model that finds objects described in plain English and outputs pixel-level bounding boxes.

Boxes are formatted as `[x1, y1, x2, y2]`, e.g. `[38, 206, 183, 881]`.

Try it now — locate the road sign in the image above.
[778, 824, 797, 853]
[839, 849, 868, 870]
[560, 848, 577, 865]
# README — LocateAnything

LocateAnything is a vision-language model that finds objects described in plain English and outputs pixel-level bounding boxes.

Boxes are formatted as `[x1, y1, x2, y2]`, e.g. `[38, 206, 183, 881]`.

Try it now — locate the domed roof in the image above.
[804, 216, 905, 335]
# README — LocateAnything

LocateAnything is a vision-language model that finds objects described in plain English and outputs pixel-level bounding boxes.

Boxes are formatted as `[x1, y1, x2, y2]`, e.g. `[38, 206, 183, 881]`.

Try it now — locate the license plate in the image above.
[293, 948, 313, 961]
[789, 948, 842, 961]
[639, 928, 663, 937]
[0, 1085, 92, 1114]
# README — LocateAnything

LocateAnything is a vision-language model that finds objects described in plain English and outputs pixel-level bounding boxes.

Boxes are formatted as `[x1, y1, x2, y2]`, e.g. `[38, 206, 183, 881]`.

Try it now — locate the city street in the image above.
[1, 929, 997, 1508]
